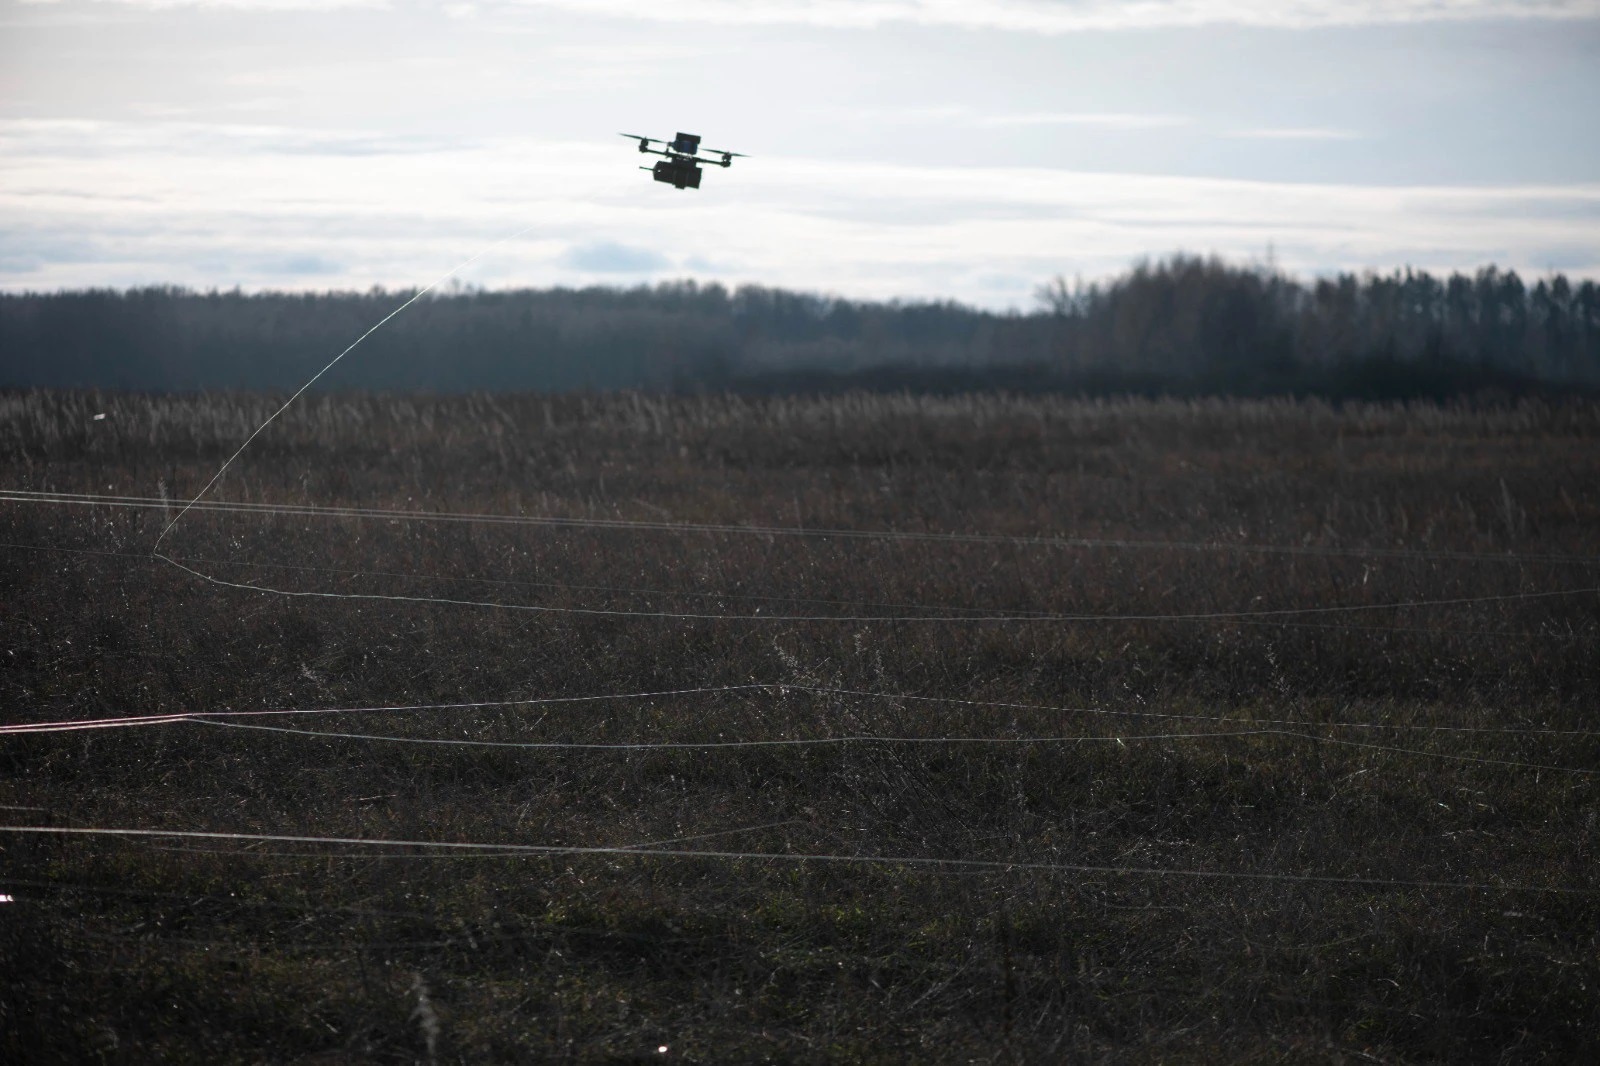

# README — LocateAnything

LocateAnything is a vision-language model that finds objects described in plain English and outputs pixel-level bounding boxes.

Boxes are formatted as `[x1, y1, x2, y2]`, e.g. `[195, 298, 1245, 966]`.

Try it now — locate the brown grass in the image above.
[2, 389, 1598, 1063]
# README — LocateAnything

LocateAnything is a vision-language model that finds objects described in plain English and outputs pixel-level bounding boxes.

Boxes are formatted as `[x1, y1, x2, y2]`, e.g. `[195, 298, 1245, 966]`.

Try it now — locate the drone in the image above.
[620, 132, 746, 190]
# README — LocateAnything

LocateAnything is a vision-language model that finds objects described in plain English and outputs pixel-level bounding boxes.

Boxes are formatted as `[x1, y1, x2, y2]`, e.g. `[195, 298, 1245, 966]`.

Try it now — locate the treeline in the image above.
[1, 257, 1596, 398]
[1036, 257, 1600, 396]
[0, 283, 1044, 394]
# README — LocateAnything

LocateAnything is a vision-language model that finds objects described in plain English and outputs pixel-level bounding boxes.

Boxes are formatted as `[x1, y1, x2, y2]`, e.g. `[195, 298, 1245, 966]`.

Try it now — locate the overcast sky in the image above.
[3, 0, 1598, 307]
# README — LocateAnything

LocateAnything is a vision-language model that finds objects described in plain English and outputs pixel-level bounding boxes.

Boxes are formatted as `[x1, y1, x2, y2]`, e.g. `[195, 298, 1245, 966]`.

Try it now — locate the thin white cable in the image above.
[194, 717, 1277, 748]
[0, 824, 1587, 895]
[5, 683, 1594, 738]
[4, 538, 1586, 637]
[10, 488, 1596, 567]
[148, 552, 1600, 624]
[0, 685, 768, 734]
[148, 222, 541, 558]
[184, 717, 1600, 775]
[140, 818, 809, 861]
[816, 687, 1600, 737]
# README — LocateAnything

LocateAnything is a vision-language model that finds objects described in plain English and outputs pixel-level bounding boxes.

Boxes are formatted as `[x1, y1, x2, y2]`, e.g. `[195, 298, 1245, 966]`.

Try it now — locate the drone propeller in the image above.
[702, 147, 747, 168]
[619, 132, 657, 143]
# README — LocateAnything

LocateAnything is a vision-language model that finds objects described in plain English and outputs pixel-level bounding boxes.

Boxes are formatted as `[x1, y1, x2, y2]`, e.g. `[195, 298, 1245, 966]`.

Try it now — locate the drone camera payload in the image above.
[620, 131, 746, 190]
[652, 160, 702, 188]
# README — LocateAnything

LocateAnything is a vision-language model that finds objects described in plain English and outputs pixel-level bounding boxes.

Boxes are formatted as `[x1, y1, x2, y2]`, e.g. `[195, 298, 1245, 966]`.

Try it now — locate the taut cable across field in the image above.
[2, 538, 1589, 638]
[0, 824, 1590, 895]
[147, 222, 542, 564]
[5, 683, 1597, 737]
[136, 552, 1600, 624]
[10, 488, 1599, 567]
[11, 488, 1599, 621]
[178, 716, 1600, 775]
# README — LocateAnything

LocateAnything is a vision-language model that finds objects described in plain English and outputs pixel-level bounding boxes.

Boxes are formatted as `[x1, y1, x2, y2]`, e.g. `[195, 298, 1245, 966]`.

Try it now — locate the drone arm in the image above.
[620, 134, 675, 157]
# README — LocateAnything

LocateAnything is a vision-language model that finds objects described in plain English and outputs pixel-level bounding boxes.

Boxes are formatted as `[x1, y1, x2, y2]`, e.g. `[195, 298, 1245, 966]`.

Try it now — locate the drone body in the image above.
[620, 132, 746, 190]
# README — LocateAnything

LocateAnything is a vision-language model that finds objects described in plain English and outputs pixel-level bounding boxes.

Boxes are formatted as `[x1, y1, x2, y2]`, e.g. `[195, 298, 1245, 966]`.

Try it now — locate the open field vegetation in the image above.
[2, 388, 1599, 1062]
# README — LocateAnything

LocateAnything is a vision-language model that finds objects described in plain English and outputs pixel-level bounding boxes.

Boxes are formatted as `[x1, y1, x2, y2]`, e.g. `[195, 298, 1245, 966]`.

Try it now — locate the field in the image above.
[2, 389, 1598, 1063]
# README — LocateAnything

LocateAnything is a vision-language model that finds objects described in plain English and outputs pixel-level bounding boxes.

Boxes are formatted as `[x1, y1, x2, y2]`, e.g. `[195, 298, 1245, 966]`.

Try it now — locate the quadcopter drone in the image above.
[620, 132, 746, 190]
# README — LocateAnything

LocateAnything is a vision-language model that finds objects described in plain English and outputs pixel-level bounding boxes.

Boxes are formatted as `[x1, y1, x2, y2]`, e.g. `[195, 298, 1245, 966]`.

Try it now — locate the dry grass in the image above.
[2, 389, 1598, 1063]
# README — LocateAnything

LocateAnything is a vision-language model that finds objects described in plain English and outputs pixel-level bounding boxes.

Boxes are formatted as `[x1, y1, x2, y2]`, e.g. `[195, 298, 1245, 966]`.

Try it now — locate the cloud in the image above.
[1530, 246, 1600, 271]
[16, 0, 386, 9]
[513, 0, 1600, 32]
[561, 241, 671, 273]
[260, 253, 342, 275]
[1229, 127, 1362, 140]
[20, 0, 1600, 29]
[2, 119, 1597, 308]
[979, 113, 1188, 130]
[817, 105, 1187, 130]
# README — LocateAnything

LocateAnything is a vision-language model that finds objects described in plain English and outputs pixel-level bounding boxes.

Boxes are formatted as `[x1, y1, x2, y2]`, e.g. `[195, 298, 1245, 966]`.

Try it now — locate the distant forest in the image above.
[2, 257, 1597, 399]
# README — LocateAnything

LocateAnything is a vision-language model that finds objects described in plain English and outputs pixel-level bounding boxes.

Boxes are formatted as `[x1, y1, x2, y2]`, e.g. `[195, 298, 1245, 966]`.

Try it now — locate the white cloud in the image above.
[515, 0, 1600, 32]
[1229, 127, 1362, 140]
[3, 119, 1597, 308]
[815, 105, 1186, 130]
[979, 113, 1188, 130]
[18, 0, 1600, 29]
[17, 0, 387, 9]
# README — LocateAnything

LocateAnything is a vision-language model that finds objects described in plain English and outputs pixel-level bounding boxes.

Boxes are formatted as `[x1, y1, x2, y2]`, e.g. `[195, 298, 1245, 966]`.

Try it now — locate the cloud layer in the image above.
[7, 1, 1595, 304]
[26, 0, 1600, 30]
[4, 119, 1596, 307]
[524, 0, 1600, 32]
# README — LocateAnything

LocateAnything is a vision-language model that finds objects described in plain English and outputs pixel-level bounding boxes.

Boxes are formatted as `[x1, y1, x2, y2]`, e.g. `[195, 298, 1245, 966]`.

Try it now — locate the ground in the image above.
[2, 390, 1597, 1063]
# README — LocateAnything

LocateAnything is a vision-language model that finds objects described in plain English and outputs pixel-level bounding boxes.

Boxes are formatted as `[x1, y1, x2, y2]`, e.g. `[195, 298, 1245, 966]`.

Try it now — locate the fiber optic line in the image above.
[6, 682, 1594, 738]
[809, 686, 1600, 737]
[8, 488, 1597, 567]
[147, 551, 1600, 624]
[193, 717, 1280, 748]
[2, 539, 1587, 638]
[183, 717, 1600, 775]
[138, 818, 810, 862]
[0, 540, 1057, 619]
[150, 221, 544, 559]
[0, 685, 770, 734]
[0, 825, 1588, 895]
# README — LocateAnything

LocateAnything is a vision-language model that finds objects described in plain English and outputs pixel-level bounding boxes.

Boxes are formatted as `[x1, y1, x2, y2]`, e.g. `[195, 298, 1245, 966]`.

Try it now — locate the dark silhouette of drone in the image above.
[620, 132, 746, 190]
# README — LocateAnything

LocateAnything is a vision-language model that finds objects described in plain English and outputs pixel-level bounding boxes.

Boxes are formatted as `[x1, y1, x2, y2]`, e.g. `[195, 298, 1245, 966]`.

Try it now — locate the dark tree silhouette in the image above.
[2, 259, 1596, 397]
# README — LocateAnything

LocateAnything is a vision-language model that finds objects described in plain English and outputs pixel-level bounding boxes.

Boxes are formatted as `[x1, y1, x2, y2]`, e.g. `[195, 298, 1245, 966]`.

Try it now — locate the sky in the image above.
[2, 0, 1598, 308]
